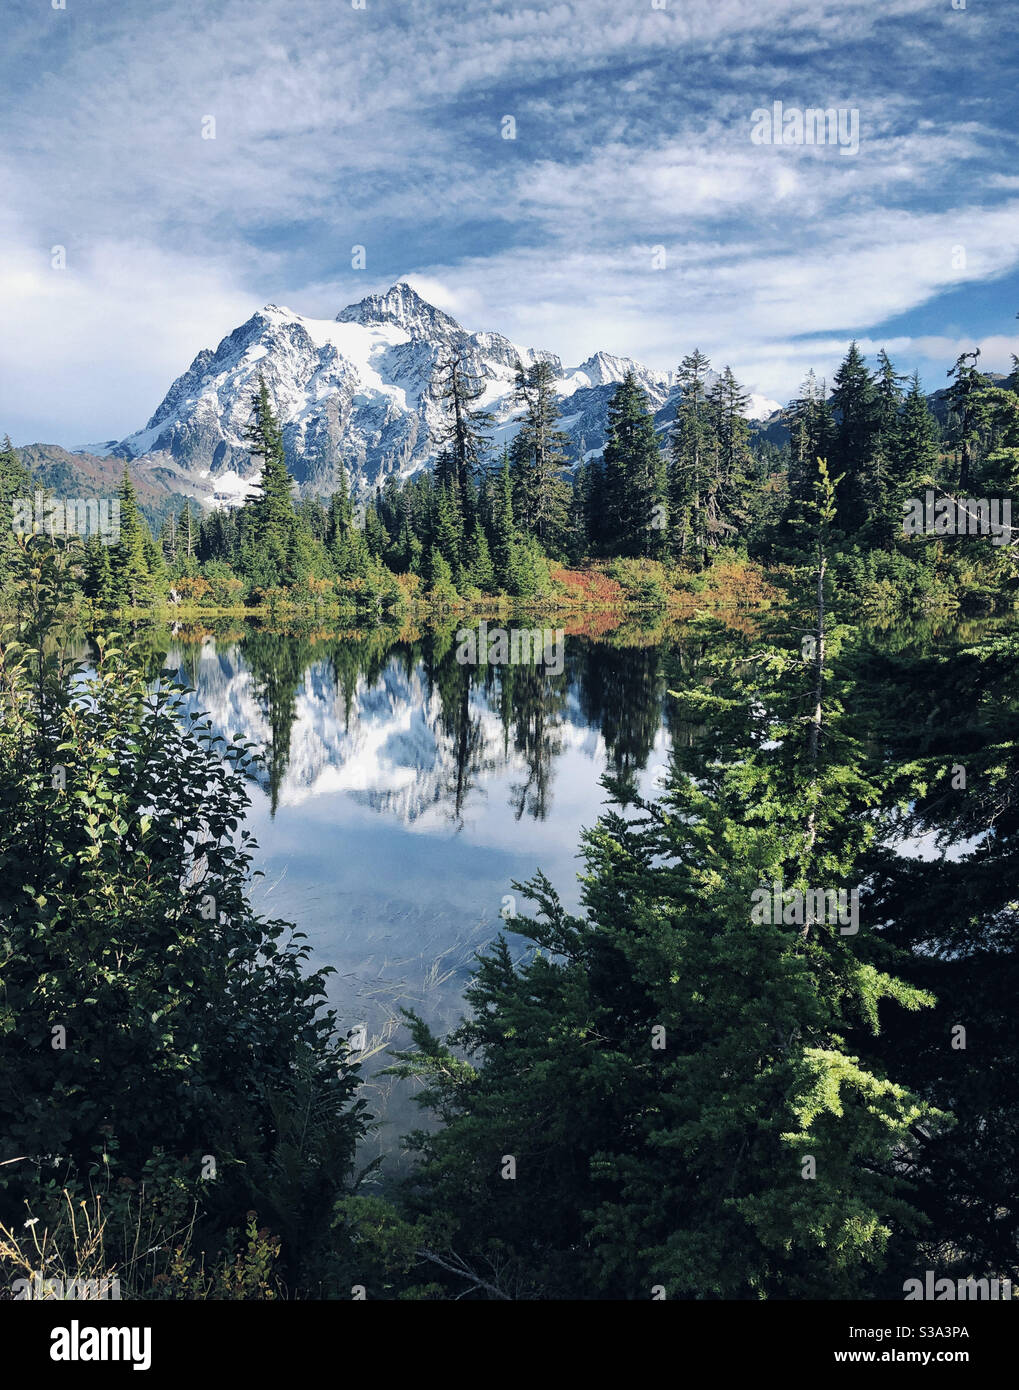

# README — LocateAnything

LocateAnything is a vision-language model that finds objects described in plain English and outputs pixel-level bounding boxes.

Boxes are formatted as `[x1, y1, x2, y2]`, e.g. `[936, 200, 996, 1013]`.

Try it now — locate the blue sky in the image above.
[2, 0, 1018, 446]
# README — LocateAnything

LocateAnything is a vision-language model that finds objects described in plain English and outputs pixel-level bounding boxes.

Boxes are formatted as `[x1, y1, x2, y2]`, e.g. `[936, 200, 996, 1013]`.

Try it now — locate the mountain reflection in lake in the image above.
[163, 623, 675, 1164]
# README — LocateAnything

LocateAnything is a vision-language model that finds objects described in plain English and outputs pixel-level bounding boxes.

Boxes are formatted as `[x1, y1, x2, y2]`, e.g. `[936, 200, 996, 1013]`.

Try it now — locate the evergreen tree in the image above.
[425, 545, 457, 603]
[142, 531, 167, 599]
[109, 468, 154, 608]
[894, 373, 940, 525]
[430, 485, 464, 574]
[566, 461, 590, 565]
[465, 517, 495, 592]
[669, 349, 714, 566]
[787, 371, 837, 531]
[489, 449, 518, 593]
[509, 359, 571, 552]
[178, 498, 198, 562]
[945, 350, 992, 491]
[386, 461, 938, 1300]
[601, 372, 667, 557]
[861, 348, 907, 544]
[237, 376, 299, 587]
[325, 458, 364, 577]
[197, 507, 237, 564]
[0, 436, 32, 596]
[706, 365, 754, 546]
[159, 510, 178, 567]
[829, 342, 880, 534]
[82, 532, 113, 606]
[363, 500, 387, 560]
[438, 349, 493, 520]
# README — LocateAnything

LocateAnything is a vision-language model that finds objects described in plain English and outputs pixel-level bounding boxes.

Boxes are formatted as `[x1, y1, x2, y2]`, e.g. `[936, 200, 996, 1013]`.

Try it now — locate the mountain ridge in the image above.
[70, 282, 781, 508]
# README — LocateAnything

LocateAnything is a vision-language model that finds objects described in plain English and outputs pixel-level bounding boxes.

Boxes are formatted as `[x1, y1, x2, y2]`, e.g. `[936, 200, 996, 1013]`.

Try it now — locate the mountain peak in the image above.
[336, 281, 465, 338]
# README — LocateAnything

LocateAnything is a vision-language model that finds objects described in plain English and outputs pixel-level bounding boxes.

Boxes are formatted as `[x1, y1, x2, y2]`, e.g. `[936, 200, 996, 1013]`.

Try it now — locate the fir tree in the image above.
[509, 359, 571, 552]
[706, 365, 754, 546]
[894, 373, 940, 525]
[0, 436, 32, 596]
[388, 460, 939, 1300]
[109, 468, 154, 609]
[669, 349, 714, 566]
[82, 532, 113, 606]
[238, 376, 299, 587]
[438, 349, 493, 520]
[829, 342, 880, 534]
[601, 371, 667, 557]
[489, 449, 518, 593]
[945, 349, 992, 491]
[465, 517, 495, 592]
[787, 371, 837, 530]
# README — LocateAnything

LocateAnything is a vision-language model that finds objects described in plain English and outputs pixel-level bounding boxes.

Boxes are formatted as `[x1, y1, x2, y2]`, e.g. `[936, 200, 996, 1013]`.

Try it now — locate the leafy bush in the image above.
[0, 540, 368, 1286]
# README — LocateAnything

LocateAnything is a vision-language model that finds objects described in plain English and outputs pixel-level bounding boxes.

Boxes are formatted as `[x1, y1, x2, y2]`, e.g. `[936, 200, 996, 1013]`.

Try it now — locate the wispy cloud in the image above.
[1, 0, 1016, 442]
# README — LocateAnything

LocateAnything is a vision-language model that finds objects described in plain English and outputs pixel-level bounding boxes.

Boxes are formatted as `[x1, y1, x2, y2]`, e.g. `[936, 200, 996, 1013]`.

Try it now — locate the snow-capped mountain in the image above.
[110, 283, 781, 505]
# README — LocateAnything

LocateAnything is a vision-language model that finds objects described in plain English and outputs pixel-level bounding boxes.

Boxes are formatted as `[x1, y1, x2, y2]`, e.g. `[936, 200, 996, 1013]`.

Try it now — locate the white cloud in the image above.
[0, 240, 255, 444]
[1, 0, 1014, 440]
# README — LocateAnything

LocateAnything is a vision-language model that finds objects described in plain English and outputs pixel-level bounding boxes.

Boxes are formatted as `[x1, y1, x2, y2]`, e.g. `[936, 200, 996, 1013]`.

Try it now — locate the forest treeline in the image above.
[2, 336, 1018, 618]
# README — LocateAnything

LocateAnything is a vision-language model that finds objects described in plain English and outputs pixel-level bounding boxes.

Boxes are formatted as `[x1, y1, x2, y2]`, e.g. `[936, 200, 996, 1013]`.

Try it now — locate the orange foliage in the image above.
[549, 566, 625, 607]
[700, 559, 779, 610]
[173, 576, 212, 601]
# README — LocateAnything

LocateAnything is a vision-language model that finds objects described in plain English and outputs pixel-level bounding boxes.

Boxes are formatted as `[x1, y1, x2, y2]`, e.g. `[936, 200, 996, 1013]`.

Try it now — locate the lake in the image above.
[157, 608, 1004, 1167]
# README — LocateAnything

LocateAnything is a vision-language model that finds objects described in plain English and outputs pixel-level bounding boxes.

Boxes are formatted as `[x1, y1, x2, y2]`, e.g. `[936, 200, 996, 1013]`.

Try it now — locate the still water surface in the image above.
[159, 613, 998, 1162]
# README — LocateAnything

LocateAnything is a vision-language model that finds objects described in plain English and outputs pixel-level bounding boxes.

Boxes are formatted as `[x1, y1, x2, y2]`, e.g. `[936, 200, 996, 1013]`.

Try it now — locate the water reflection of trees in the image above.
[576, 641, 665, 803]
[422, 628, 499, 824]
[203, 623, 688, 824]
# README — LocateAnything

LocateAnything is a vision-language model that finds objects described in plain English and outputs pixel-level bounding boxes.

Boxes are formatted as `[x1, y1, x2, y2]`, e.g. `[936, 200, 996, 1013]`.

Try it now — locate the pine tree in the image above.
[788, 371, 836, 516]
[945, 350, 992, 491]
[894, 373, 940, 528]
[109, 469, 153, 609]
[669, 349, 714, 566]
[509, 359, 571, 552]
[238, 376, 299, 587]
[566, 461, 590, 564]
[425, 545, 458, 603]
[862, 349, 907, 544]
[601, 371, 667, 557]
[706, 365, 754, 546]
[465, 518, 495, 592]
[143, 532, 167, 599]
[829, 342, 880, 534]
[430, 485, 463, 574]
[489, 449, 517, 592]
[82, 532, 113, 606]
[0, 436, 32, 596]
[159, 511, 177, 567]
[438, 349, 493, 522]
[325, 458, 360, 576]
[388, 460, 938, 1300]
[363, 499, 387, 560]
